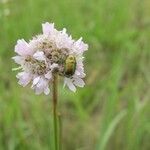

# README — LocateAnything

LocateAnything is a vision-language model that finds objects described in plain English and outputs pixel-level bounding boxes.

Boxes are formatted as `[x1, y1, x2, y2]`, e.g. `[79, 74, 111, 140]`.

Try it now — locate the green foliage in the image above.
[0, 0, 150, 150]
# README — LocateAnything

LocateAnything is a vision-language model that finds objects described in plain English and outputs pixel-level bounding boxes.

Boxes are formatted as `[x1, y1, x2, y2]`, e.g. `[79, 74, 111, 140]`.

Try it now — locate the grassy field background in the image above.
[0, 0, 150, 149]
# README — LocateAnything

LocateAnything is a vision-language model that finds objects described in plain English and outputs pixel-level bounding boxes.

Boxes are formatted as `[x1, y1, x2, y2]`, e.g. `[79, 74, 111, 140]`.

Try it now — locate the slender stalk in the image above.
[52, 73, 58, 150]
[58, 113, 62, 150]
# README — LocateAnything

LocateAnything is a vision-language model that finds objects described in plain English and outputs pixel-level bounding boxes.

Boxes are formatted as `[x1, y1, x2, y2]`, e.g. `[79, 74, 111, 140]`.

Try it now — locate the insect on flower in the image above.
[12, 22, 88, 94]
[64, 55, 76, 77]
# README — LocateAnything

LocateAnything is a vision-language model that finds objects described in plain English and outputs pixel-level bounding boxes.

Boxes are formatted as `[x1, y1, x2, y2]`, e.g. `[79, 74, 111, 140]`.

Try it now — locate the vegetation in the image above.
[0, 0, 149, 149]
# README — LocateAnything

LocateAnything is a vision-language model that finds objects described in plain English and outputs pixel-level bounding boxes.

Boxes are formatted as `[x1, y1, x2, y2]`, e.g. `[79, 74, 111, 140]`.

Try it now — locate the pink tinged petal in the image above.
[37, 78, 48, 90]
[74, 68, 86, 78]
[42, 22, 54, 35]
[64, 78, 76, 92]
[73, 38, 88, 54]
[15, 39, 32, 56]
[33, 51, 45, 61]
[75, 70, 81, 76]
[73, 70, 85, 79]
[77, 38, 88, 51]
[44, 87, 50, 95]
[16, 72, 32, 87]
[73, 78, 85, 87]
[12, 56, 24, 64]
[75, 62, 86, 78]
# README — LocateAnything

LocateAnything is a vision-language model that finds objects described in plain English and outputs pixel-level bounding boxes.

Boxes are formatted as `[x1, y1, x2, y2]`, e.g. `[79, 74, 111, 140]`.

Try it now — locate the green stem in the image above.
[58, 113, 62, 150]
[53, 74, 58, 150]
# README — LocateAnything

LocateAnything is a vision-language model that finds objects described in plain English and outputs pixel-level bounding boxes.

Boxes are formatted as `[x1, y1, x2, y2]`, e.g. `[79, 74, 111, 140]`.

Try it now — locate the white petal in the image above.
[32, 76, 40, 87]
[50, 63, 58, 70]
[12, 56, 24, 64]
[73, 78, 85, 87]
[42, 22, 54, 35]
[16, 72, 24, 78]
[15, 39, 32, 56]
[33, 77, 49, 95]
[36, 78, 45, 88]
[62, 28, 66, 34]
[33, 51, 45, 61]
[44, 87, 50, 95]
[64, 78, 76, 92]
[68, 82, 76, 92]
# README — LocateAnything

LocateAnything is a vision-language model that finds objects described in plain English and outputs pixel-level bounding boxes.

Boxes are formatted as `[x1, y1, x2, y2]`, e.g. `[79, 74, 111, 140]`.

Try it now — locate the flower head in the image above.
[12, 22, 88, 95]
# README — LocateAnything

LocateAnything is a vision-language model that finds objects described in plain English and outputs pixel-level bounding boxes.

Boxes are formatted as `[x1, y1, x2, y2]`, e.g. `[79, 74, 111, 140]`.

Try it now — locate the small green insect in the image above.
[64, 55, 76, 77]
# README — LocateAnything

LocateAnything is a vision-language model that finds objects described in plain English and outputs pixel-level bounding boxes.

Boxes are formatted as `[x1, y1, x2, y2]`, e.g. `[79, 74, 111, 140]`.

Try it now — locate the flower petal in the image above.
[73, 78, 85, 87]
[64, 78, 76, 92]
[12, 56, 24, 65]
[15, 39, 32, 56]
[32, 77, 49, 95]
[35, 87, 43, 95]
[33, 51, 45, 61]
[32, 76, 40, 87]
[72, 38, 88, 54]
[44, 87, 50, 95]
[16, 72, 32, 87]
[42, 22, 54, 35]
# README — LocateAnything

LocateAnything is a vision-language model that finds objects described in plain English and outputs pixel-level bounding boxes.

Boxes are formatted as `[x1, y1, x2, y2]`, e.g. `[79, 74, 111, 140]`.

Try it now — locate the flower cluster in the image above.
[12, 22, 88, 95]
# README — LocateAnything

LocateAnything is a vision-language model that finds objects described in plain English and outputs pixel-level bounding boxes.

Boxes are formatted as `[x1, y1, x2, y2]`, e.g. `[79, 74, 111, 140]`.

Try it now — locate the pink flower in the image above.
[12, 22, 88, 94]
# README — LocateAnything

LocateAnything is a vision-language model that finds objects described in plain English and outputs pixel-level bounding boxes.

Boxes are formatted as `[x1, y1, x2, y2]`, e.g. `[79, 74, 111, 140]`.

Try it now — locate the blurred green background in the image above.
[0, 0, 150, 150]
